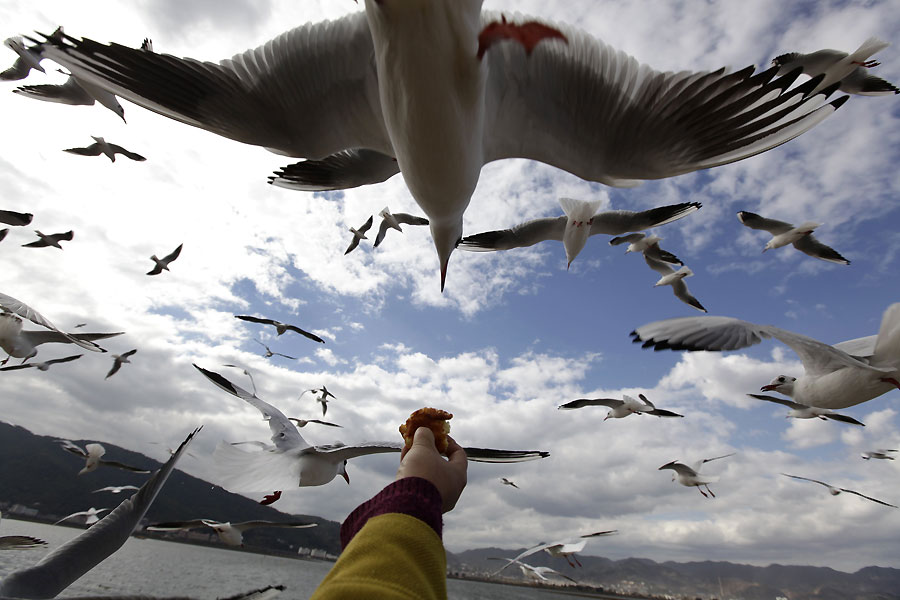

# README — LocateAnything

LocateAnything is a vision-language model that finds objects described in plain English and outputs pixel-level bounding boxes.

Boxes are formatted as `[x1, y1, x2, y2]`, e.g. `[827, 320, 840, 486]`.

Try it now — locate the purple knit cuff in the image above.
[339, 476, 443, 548]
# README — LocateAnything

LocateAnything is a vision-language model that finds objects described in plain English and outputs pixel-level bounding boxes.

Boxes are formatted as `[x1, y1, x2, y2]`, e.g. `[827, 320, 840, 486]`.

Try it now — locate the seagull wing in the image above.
[270, 150, 399, 191]
[458, 217, 565, 251]
[283, 324, 325, 344]
[791, 234, 850, 265]
[162, 243, 183, 263]
[394, 213, 430, 227]
[0, 210, 33, 226]
[236, 315, 276, 326]
[483, 14, 845, 186]
[608, 233, 645, 247]
[0, 428, 200, 599]
[108, 144, 146, 161]
[558, 398, 625, 410]
[13, 77, 96, 105]
[589, 202, 701, 235]
[746, 393, 805, 410]
[145, 519, 210, 532]
[838, 488, 897, 508]
[781, 473, 832, 489]
[98, 459, 151, 473]
[669, 278, 707, 313]
[194, 364, 309, 452]
[39, 16, 388, 159]
[823, 413, 865, 426]
[0, 363, 35, 371]
[232, 520, 317, 531]
[313, 441, 548, 463]
[643, 251, 676, 277]
[736, 211, 793, 234]
[373, 218, 393, 248]
[63, 143, 103, 156]
[0, 535, 47, 550]
[46, 354, 83, 366]
[630, 315, 887, 376]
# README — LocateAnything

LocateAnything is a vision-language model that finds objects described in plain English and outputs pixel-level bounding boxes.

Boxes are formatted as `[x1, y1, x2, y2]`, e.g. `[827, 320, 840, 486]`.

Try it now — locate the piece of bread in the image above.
[399, 407, 452, 454]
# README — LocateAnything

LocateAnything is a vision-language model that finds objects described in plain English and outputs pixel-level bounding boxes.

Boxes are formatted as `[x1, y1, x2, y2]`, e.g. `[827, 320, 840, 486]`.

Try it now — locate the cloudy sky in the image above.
[1, 0, 899, 574]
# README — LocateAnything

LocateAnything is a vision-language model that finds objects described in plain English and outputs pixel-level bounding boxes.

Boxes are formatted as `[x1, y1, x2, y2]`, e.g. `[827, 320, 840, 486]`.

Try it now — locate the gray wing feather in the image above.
[589, 202, 701, 235]
[483, 13, 845, 186]
[792, 234, 849, 265]
[269, 150, 399, 191]
[40, 17, 388, 159]
[736, 211, 793, 234]
[458, 217, 564, 251]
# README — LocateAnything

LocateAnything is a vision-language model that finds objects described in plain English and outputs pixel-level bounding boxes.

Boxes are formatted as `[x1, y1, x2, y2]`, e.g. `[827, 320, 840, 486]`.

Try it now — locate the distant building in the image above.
[7, 504, 39, 517]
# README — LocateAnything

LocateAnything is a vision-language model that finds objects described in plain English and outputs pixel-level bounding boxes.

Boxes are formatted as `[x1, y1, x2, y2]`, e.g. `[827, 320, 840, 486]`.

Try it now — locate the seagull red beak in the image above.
[760, 384, 777, 391]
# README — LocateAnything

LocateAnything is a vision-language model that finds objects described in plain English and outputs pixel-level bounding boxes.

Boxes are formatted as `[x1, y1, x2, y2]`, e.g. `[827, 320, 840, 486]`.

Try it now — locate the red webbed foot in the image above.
[477, 16, 567, 60]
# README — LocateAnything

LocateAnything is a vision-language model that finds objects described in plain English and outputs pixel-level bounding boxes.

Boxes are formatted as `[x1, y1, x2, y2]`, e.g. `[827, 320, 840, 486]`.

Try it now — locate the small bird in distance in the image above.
[147, 243, 183, 275]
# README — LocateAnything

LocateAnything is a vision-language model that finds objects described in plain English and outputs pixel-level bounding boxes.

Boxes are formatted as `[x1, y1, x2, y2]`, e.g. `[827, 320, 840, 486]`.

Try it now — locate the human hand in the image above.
[396, 426, 467, 513]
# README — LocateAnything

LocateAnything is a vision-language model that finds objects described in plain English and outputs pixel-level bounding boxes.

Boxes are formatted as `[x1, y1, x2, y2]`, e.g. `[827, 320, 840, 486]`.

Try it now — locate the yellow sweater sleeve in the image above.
[310, 513, 447, 600]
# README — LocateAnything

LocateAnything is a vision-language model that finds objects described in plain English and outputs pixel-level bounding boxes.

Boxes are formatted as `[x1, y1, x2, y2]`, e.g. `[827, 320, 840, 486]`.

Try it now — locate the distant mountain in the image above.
[0, 421, 341, 555]
[449, 548, 900, 600]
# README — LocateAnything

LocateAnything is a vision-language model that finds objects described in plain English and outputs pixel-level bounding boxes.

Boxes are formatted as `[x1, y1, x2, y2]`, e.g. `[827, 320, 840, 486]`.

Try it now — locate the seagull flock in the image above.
[1, 1, 899, 596]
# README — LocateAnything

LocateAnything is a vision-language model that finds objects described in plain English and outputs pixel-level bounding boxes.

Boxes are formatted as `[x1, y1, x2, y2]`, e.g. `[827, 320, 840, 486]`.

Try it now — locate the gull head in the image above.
[771, 52, 801, 75]
[761, 375, 796, 396]
[559, 197, 602, 269]
[432, 219, 464, 292]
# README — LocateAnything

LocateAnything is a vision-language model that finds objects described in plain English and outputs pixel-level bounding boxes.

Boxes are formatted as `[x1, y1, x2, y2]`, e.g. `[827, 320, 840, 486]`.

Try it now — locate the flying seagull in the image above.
[0, 427, 200, 599]
[36, 10, 851, 291]
[253, 338, 297, 361]
[236, 315, 325, 344]
[299, 386, 335, 416]
[559, 393, 684, 419]
[194, 364, 549, 492]
[460, 200, 701, 268]
[0, 353, 82, 372]
[63, 136, 146, 162]
[0, 210, 33, 226]
[105, 349, 137, 379]
[14, 69, 126, 121]
[491, 530, 618, 572]
[746, 393, 864, 426]
[56, 440, 151, 475]
[54, 507, 110, 526]
[781, 473, 897, 507]
[147, 243, 183, 275]
[21, 230, 73, 249]
[736, 211, 849, 265]
[772, 37, 898, 95]
[0, 36, 45, 81]
[0, 292, 122, 363]
[861, 449, 897, 460]
[488, 558, 577, 583]
[344, 215, 374, 254]
[146, 519, 316, 547]
[631, 302, 900, 409]
[500, 477, 519, 489]
[659, 453, 735, 498]
[373, 207, 429, 248]
[611, 233, 706, 312]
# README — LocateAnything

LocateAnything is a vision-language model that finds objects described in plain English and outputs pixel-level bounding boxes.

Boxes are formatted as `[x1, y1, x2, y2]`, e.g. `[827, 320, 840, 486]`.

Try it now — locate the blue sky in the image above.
[0, 0, 899, 576]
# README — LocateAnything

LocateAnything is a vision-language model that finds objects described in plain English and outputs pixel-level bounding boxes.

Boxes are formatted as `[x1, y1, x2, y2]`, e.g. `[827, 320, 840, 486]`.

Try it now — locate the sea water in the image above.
[0, 519, 580, 599]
